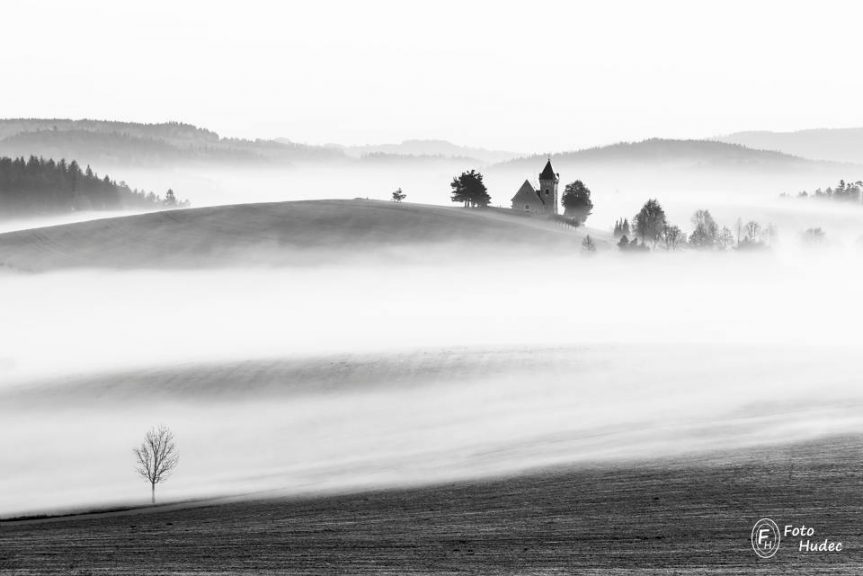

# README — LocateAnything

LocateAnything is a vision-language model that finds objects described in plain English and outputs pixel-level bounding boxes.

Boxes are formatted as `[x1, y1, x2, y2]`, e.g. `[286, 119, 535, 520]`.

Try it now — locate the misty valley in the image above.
[3, 5, 863, 570]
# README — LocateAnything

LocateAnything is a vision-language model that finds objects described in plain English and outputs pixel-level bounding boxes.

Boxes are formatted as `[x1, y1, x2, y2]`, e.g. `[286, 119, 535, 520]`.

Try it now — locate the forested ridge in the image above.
[0, 155, 185, 218]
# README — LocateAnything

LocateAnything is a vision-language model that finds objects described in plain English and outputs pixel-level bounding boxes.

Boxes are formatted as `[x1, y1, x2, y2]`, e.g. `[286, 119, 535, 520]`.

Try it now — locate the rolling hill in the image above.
[496, 138, 821, 171]
[314, 138, 521, 164]
[0, 119, 344, 168]
[0, 200, 597, 270]
[488, 138, 856, 195]
[714, 127, 863, 165]
[2, 435, 860, 574]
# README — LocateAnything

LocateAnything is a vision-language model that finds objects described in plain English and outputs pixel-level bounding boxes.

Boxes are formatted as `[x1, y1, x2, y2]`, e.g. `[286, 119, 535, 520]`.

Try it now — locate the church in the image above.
[510, 159, 560, 215]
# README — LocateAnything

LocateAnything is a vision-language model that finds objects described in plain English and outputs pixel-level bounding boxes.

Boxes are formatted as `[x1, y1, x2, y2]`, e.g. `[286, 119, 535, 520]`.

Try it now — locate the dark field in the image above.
[1, 436, 860, 575]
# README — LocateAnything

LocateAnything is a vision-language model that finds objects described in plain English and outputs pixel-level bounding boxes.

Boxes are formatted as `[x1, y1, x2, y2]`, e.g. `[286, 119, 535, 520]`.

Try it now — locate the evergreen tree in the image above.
[0, 155, 185, 218]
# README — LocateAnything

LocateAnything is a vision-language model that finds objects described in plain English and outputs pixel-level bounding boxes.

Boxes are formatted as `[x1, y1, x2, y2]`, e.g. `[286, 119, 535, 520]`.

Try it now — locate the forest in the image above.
[0, 155, 184, 218]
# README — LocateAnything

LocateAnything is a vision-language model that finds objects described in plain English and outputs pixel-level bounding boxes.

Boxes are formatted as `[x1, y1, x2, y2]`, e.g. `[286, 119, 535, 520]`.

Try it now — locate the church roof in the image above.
[539, 159, 557, 181]
[511, 179, 545, 205]
[511, 180, 535, 202]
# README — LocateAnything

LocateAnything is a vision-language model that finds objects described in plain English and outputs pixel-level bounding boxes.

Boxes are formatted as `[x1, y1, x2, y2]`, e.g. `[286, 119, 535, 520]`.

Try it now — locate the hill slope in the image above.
[0, 119, 344, 168]
[714, 127, 863, 164]
[0, 200, 595, 270]
[496, 138, 819, 171]
[315, 138, 520, 164]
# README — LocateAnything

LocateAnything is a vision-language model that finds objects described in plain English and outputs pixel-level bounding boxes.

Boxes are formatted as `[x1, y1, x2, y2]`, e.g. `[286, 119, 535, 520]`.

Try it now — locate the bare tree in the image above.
[662, 224, 684, 250]
[133, 425, 179, 505]
[743, 220, 762, 243]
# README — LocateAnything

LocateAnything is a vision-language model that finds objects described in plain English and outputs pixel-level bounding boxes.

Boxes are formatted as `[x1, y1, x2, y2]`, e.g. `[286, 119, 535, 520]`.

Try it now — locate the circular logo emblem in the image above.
[751, 518, 781, 558]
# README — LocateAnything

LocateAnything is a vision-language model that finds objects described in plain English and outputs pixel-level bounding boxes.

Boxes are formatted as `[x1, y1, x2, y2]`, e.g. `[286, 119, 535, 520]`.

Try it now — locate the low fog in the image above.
[2, 242, 863, 516]
[2, 158, 863, 516]
[111, 160, 863, 241]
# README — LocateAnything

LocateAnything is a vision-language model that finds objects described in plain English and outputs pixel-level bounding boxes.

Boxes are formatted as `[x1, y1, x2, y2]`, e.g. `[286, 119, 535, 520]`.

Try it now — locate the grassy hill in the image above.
[0, 200, 597, 270]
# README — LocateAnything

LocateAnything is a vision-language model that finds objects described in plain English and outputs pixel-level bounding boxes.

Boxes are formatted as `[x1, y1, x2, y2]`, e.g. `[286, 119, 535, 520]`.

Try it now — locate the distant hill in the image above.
[487, 138, 858, 192]
[713, 128, 863, 164]
[0, 200, 598, 270]
[308, 139, 520, 164]
[496, 138, 818, 171]
[0, 119, 345, 169]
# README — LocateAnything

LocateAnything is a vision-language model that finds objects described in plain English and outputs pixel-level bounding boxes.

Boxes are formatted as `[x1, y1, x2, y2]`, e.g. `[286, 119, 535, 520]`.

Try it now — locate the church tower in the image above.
[538, 159, 559, 214]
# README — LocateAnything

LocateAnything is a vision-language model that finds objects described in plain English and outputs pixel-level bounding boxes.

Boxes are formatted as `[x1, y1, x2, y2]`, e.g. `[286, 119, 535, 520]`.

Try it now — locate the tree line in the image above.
[0, 156, 187, 217]
[783, 179, 863, 203]
[615, 199, 777, 252]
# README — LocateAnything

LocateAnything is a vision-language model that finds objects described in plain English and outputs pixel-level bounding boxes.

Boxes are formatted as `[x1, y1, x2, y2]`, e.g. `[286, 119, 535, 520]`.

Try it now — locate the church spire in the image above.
[539, 158, 556, 181]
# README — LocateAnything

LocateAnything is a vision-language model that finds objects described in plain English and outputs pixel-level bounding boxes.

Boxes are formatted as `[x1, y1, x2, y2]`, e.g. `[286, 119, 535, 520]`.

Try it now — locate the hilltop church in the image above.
[510, 159, 560, 215]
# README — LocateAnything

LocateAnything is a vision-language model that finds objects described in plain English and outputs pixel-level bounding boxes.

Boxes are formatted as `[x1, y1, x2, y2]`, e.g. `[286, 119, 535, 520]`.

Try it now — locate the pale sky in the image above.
[3, 0, 862, 153]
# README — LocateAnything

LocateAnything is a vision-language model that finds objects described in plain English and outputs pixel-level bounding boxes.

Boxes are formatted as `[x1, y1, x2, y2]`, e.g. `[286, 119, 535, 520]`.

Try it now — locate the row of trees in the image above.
[615, 199, 774, 251]
[0, 155, 187, 217]
[786, 179, 863, 202]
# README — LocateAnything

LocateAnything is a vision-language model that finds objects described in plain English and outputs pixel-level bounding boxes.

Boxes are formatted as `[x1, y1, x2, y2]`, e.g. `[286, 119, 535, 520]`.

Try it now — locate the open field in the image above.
[0, 200, 599, 270]
[1, 436, 861, 575]
[2, 344, 863, 518]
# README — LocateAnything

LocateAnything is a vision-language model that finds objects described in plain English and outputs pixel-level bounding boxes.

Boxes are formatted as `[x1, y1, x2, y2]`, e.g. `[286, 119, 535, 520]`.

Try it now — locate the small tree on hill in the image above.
[134, 425, 179, 505]
[633, 199, 667, 247]
[562, 180, 593, 224]
[392, 188, 406, 202]
[581, 235, 596, 253]
[164, 189, 177, 207]
[450, 170, 491, 208]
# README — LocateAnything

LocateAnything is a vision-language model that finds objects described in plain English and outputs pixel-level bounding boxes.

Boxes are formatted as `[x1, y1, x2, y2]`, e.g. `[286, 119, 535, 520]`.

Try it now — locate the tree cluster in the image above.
[616, 200, 777, 253]
[0, 156, 187, 218]
[612, 218, 631, 239]
[786, 179, 863, 202]
[450, 170, 491, 208]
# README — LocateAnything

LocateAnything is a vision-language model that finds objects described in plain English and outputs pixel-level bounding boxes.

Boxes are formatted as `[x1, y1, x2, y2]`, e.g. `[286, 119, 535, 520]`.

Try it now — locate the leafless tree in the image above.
[744, 220, 762, 243]
[133, 425, 179, 505]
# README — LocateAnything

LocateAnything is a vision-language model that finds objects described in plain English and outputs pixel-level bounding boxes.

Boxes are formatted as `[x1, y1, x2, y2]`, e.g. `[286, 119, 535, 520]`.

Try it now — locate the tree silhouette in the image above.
[562, 180, 593, 224]
[633, 199, 666, 247]
[392, 188, 406, 202]
[662, 224, 684, 250]
[164, 189, 177, 207]
[450, 170, 490, 208]
[689, 209, 718, 248]
[133, 425, 179, 505]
